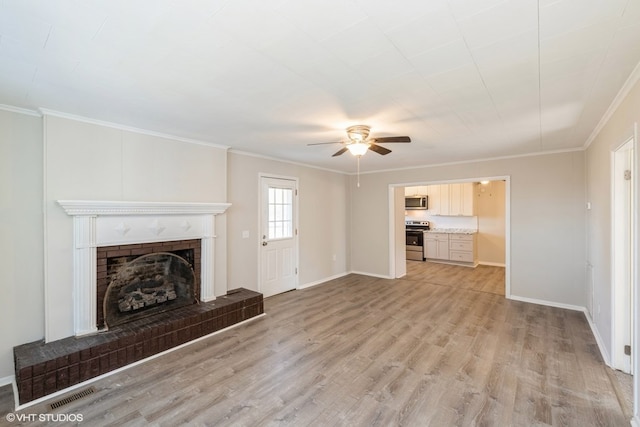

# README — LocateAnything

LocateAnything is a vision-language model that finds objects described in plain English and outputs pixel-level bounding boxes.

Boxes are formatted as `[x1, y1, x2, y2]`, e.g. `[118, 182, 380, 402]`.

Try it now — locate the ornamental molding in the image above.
[57, 200, 231, 216]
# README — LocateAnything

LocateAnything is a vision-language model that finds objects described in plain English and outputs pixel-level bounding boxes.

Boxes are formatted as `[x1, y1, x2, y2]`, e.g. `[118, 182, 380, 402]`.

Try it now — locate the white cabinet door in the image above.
[424, 238, 438, 259]
[436, 238, 450, 260]
[438, 184, 450, 215]
[449, 183, 462, 215]
[426, 185, 440, 214]
[442, 182, 476, 216]
[424, 233, 450, 260]
[460, 182, 475, 216]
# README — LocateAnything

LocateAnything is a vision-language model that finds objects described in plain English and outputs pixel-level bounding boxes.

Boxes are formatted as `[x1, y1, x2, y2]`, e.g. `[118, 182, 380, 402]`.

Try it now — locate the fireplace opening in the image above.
[103, 252, 197, 328]
[96, 239, 201, 330]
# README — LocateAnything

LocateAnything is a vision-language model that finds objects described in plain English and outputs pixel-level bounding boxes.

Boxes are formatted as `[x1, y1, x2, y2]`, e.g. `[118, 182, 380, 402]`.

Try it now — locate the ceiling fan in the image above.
[309, 125, 411, 187]
[308, 125, 411, 157]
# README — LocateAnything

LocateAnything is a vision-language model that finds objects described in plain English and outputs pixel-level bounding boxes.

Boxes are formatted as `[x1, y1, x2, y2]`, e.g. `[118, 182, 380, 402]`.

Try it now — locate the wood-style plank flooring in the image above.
[0, 263, 631, 426]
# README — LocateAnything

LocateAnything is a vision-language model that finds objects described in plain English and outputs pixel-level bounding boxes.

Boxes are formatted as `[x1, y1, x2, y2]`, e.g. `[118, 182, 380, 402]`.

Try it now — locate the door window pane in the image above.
[268, 187, 293, 239]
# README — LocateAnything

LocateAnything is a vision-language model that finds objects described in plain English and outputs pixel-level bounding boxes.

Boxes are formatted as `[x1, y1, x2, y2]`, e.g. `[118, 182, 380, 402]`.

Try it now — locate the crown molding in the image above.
[0, 103, 41, 117]
[355, 147, 585, 176]
[39, 108, 230, 150]
[228, 148, 349, 175]
[583, 60, 640, 149]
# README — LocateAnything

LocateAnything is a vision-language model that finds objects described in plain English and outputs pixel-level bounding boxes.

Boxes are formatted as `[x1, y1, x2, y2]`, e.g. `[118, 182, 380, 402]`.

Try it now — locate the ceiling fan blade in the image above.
[307, 141, 342, 146]
[371, 136, 411, 143]
[332, 147, 348, 157]
[368, 143, 392, 155]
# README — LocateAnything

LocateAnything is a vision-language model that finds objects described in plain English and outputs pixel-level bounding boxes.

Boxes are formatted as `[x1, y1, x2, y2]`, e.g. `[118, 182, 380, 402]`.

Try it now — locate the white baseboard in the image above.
[508, 294, 585, 312]
[478, 261, 506, 267]
[582, 309, 612, 367]
[0, 375, 14, 387]
[349, 270, 393, 279]
[297, 272, 350, 290]
[509, 294, 612, 367]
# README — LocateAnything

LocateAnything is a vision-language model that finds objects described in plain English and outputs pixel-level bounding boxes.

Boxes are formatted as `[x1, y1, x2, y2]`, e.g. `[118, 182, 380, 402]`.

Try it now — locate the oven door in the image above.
[406, 230, 424, 261]
[406, 230, 424, 246]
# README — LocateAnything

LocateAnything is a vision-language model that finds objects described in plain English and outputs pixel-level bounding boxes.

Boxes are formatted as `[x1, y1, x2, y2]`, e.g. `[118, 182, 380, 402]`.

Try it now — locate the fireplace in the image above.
[101, 247, 198, 328]
[96, 240, 202, 329]
[55, 200, 231, 337]
[13, 200, 265, 406]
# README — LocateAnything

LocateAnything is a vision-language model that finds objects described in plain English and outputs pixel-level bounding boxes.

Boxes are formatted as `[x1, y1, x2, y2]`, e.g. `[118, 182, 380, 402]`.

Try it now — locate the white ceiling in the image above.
[1, 0, 639, 173]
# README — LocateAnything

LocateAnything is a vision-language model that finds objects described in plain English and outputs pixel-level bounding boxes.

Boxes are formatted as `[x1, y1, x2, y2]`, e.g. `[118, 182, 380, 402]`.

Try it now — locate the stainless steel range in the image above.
[406, 220, 430, 261]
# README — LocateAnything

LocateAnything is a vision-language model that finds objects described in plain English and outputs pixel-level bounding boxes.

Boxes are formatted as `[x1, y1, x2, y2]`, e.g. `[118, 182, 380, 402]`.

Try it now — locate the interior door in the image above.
[260, 176, 298, 298]
[613, 140, 634, 373]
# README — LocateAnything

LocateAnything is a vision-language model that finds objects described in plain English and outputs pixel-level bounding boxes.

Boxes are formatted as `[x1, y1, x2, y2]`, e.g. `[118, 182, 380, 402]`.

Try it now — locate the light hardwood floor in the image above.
[0, 263, 631, 426]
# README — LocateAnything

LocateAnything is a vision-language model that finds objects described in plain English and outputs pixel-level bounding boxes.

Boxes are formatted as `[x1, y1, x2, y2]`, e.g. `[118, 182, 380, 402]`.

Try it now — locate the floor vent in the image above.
[49, 386, 96, 410]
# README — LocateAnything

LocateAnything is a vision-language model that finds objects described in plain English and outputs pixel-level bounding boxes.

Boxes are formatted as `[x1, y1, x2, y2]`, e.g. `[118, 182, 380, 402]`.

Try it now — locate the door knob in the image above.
[262, 241, 268, 246]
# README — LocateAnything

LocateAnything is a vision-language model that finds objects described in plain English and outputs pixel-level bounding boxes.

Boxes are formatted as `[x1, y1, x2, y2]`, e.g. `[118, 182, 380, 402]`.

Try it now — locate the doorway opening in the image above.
[389, 176, 510, 298]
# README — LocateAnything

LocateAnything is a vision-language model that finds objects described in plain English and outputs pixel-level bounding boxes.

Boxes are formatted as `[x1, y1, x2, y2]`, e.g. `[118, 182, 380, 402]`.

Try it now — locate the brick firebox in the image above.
[96, 239, 202, 329]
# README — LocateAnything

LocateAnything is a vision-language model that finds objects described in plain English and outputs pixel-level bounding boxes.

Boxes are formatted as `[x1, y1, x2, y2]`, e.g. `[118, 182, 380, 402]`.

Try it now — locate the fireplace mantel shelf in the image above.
[58, 200, 231, 216]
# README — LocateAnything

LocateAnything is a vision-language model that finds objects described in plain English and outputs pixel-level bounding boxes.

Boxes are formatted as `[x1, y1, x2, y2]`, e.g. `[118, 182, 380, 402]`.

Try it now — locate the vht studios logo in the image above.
[5, 412, 84, 423]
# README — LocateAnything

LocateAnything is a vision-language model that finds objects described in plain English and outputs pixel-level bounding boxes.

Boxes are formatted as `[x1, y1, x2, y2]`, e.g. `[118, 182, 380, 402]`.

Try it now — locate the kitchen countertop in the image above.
[425, 228, 477, 234]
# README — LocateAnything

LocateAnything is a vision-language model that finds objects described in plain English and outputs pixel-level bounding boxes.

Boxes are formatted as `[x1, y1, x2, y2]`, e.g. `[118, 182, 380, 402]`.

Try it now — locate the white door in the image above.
[613, 139, 634, 373]
[260, 176, 298, 298]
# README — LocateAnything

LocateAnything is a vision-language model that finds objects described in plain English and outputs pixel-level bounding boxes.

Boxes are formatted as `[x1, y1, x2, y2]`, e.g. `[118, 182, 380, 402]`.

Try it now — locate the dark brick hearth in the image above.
[14, 288, 263, 405]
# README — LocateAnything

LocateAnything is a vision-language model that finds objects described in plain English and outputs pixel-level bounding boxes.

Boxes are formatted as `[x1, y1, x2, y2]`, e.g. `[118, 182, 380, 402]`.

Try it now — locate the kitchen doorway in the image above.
[389, 176, 510, 298]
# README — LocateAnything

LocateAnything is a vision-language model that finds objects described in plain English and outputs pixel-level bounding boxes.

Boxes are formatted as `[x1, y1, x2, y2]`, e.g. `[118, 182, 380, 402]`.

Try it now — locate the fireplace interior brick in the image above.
[14, 288, 263, 404]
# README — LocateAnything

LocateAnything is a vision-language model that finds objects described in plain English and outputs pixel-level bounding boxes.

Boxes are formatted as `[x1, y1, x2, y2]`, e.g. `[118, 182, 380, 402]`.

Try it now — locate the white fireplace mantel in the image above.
[58, 200, 231, 337]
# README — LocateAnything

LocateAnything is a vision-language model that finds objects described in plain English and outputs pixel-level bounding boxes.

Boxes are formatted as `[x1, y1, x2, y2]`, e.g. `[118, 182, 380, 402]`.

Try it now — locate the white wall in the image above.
[585, 76, 640, 366]
[227, 152, 350, 292]
[0, 109, 43, 380]
[43, 114, 229, 342]
[351, 151, 586, 307]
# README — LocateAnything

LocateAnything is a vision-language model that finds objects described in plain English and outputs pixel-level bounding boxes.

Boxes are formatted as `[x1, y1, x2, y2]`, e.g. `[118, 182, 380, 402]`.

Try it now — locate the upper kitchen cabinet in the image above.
[405, 186, 428, 196]
[427, 183, 476, 216]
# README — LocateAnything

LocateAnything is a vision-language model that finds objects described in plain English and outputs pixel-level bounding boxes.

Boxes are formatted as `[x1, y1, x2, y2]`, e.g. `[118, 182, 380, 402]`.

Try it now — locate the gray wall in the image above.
[350, 151, 586, 307]
[0, 109, 44, 380]
[585, 78, 640, 363]
[227, 152, 351, 292]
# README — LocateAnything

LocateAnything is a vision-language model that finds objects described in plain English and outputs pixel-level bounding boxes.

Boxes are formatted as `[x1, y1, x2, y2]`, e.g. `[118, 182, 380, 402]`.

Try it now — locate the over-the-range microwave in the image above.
[405, 195, 428, 210]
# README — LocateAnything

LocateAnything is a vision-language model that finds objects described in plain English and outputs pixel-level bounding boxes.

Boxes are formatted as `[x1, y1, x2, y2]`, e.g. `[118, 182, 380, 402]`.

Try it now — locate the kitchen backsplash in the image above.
[405, 211, 478, 230]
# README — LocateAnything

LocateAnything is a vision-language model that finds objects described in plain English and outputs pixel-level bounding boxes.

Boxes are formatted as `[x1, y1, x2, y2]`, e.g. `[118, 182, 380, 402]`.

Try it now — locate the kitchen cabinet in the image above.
[405, 185, 428, 196]
[425, 232, 477, 265]
[449, 233, 476, 263]
[428, 183, 476, 216]
[424, 232, 449, 260]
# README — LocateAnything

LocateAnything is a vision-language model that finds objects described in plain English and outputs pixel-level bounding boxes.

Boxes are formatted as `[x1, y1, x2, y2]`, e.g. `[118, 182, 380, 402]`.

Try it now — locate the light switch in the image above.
[242, 230, 250, 238]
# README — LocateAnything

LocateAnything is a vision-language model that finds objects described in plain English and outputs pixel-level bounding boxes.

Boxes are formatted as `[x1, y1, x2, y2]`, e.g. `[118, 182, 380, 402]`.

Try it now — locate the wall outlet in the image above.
[242, 230, 249, 239]
[332, 254, 336, 261]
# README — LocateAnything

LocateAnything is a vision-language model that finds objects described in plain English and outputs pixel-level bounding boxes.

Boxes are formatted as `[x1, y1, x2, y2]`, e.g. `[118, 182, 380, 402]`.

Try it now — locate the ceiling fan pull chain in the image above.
[357, 155, 361, 188]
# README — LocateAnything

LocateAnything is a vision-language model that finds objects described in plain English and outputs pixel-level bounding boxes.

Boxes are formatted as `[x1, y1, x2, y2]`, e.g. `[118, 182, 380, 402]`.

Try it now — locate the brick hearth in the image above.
[14, 288, 263, 404]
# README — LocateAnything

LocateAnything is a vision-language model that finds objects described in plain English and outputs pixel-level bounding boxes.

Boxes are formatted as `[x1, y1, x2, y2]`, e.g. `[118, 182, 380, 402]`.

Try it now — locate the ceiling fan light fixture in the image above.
[347, 142, 369, 156]
[346, 125, 370, 142]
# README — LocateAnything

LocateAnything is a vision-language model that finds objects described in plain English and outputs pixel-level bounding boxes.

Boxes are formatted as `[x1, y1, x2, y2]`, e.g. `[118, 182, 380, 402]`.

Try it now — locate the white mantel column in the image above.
[73, 215, 98, 336]
[200, 214, 216, 302]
